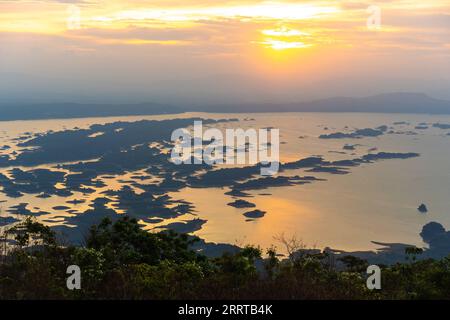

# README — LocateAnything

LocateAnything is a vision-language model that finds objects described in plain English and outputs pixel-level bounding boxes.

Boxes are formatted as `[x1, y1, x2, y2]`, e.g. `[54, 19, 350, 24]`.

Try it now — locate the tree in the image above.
[7, 217, 56, 248]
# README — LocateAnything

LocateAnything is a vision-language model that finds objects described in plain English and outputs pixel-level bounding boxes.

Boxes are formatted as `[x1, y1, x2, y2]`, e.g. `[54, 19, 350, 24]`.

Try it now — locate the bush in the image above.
[1, 217, 450, 300]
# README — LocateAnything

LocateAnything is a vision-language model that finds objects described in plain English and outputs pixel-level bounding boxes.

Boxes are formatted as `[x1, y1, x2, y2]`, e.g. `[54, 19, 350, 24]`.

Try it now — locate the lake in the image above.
[1, 112, 450, 253]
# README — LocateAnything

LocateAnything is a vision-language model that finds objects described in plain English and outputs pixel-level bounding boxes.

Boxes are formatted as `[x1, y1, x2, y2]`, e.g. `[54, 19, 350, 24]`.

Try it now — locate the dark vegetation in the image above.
[1, 217, 450, 300]
[0, 102, 183, 121]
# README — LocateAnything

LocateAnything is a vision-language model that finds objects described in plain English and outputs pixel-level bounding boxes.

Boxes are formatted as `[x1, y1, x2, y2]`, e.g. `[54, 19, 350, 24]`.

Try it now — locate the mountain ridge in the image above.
[199, 92, 450, 114]
[1, 92, 450, 121]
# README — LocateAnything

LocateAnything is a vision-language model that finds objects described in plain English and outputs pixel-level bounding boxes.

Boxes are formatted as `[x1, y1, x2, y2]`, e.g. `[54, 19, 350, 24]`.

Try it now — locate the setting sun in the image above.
[259, 39, 311, 50]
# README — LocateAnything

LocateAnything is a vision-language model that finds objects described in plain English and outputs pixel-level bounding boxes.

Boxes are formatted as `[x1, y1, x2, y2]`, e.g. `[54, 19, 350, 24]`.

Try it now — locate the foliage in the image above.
[0, 217, 450, 300]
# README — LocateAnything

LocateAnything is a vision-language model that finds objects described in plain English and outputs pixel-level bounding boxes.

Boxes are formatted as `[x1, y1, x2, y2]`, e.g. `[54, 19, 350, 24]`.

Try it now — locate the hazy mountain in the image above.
[201, 93, 450, 114]
[2, 92, 450, 121]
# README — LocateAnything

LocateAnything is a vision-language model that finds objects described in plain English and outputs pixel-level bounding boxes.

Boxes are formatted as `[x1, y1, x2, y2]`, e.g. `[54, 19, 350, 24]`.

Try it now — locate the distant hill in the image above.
[0, 102, 183, 121]
[201, 93, 450, 114]
[2, 93, 450, 121]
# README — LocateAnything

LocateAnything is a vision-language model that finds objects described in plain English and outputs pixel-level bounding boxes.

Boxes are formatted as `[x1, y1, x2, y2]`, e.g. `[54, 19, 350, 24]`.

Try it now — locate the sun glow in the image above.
[260, 39, 311, 50]
[1, 0, 449, 76]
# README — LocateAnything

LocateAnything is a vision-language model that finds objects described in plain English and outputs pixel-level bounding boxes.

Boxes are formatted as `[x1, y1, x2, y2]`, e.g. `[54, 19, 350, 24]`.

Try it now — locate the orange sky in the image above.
[0, 0, 449, 105]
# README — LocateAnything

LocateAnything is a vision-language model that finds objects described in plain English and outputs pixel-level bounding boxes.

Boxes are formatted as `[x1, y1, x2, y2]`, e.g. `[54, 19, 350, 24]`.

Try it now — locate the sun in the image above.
[260, 39, 312, 50]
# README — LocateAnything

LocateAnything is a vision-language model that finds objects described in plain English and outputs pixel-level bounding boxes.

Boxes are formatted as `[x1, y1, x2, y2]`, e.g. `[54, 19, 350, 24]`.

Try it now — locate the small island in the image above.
[418, 204, 428, 213]
[228, 199, 256, 208]
[243, 210, 266, 219]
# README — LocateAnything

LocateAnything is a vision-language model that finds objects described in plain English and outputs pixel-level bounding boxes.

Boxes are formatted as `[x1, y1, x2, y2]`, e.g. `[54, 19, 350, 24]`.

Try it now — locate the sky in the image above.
[0, 0, 449, 106]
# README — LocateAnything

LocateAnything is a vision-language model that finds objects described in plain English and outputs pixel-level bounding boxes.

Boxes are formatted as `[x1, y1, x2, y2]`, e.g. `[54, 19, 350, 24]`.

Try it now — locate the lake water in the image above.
[1, 112, 450, 252]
